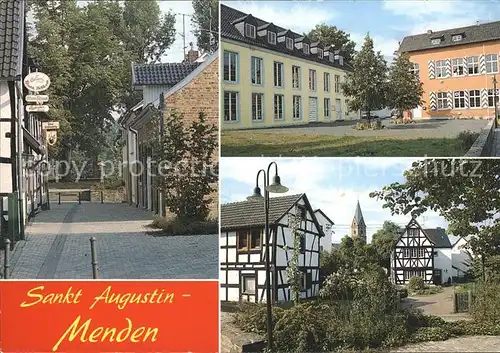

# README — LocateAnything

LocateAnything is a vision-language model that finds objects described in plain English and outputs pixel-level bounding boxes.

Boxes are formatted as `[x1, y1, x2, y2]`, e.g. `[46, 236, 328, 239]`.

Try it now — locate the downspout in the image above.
[7, 81, 17, 193]
[129, 127, 139, 208]
[16, 81, 25, 240]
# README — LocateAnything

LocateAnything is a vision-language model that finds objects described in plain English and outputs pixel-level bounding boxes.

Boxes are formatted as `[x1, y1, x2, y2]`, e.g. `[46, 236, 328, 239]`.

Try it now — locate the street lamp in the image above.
[247, 161, 289, 351]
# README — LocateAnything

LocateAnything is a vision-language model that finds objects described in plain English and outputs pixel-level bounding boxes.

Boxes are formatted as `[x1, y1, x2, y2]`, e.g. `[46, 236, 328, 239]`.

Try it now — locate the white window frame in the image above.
[488, 89, 500, 108]
[274, 61, 284, 88]
[486, 54, 499, 74]
[437, 92, 448, 110]
[435, 60, 446, 78]
[469, 89, 481, 108]
[411, 248, 418, 258]
[286, 37, 294, 50]
[454, 90, 466, 109]
[251, 93, 264, 121]
[250, 56, 263, 85]
[292, 65, 301, 89]
[309, 69, 316, 91]
[224, 91, 239, 122]
[223, 51, 238, 83]
[334, 75, 340, 93]
[452, 58, 465, 77]
[273, 94, 285, 120]
[268, 31, 277, 45]
[418, 248, 425, 258]
[242, 275, 256, 295]
[324, 72, 330, 92]
[431, 38, 441, 45]
[245, 23, 256, 38]
[467, 56, 479, 75]
[293, 95, 301, 120]
[403, 248, 410, 258]
[324, 98, 331, 118]
[410, 63, 420, 76]
[318, 49, 323, 59]
[452, 34, 462, 42]
[303, 43, 310, 55]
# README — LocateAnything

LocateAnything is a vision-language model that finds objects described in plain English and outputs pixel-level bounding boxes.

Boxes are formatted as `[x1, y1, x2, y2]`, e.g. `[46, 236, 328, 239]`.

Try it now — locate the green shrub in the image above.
[413, 285, 443, 295]
[408, 276, 425, 292]
[233, 302, 286, 335]
[354, 121, 369, 130]
[458, 130, 479, 150]
[445, 320, 500, 336]
[150, 215, 218, 235]
[371, 119, 383, 130]
[409, 326, 449, 343]
[395, 287, 408, 299]
[470, 282, 500, 324]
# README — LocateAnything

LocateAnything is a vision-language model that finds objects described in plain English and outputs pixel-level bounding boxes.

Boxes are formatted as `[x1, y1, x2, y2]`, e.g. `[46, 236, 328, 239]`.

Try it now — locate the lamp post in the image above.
[247, 161, 288, 351]
[493, 75, 499, 127]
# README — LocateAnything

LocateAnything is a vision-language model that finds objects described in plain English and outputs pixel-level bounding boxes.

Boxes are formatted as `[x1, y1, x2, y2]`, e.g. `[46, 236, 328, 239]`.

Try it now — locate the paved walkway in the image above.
[254, 119, 488, 138]
[401, 286, 456, 316]
[5, 203, 217, 279]
[392, 336, 500, 352]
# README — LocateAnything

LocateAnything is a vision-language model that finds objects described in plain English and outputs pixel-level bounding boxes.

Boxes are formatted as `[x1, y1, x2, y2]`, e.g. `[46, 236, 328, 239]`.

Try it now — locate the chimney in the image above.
[427, 29, 432, 34]
[185, 42, 199, 63]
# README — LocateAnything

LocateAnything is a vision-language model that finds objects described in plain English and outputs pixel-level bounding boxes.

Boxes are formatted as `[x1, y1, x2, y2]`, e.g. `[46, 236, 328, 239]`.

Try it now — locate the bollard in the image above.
[4, 238, 10, 279]
[89, 237, 98, 279]
[58, 192, 61, 205]
[78, 192, 81, 205]
[101, 190, 104, 204]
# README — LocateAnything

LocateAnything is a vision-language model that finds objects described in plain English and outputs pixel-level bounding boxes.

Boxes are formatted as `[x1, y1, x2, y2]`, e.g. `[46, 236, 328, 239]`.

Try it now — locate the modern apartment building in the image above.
[399, 21, 500, 119]
[220, 4, 358, 130]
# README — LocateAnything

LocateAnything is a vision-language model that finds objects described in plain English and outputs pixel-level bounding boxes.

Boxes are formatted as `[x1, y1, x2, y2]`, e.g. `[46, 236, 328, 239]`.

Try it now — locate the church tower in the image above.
[351, 200, 367, 243]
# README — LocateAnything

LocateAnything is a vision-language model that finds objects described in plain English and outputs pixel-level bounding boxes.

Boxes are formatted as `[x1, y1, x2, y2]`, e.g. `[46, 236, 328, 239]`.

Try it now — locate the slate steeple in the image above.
[351, 200, 367, 243]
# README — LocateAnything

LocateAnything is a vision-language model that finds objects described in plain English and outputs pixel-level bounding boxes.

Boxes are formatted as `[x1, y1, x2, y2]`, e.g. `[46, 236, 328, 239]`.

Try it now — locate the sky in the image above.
[222, 0, 500, 61]
[220, 158, 450, 244]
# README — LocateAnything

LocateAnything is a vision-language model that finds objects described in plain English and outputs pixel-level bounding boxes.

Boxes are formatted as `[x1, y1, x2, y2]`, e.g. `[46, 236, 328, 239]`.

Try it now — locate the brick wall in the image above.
[163, 55, 219, 216]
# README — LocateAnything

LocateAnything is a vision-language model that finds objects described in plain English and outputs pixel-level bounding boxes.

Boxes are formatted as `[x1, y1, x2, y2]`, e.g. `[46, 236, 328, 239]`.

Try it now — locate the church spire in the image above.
[351, 200, 367, 243]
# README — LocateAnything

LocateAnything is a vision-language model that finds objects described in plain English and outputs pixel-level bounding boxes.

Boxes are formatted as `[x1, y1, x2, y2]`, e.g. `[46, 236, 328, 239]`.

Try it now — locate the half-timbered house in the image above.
[391, 218, 453, 285]
[220, 193, 324, 303]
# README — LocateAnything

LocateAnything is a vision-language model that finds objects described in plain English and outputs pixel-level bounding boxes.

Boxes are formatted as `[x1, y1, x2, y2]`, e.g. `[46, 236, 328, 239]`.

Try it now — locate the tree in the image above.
[370, 159, 500, 281]
[371, 221, 400, 271]
[387, 51, 424, 119]
[287, 214, 304, 305]
[192, 0, 219, 53]
[341, 34, 388, 123]
[307, 23, 356, 62]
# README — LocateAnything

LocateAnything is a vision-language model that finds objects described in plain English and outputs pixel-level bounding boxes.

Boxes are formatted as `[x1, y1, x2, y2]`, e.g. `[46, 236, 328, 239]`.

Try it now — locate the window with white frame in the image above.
[274, 61, 284, 87]
[488, 89, 500, 107]
[268, 31, 277, 44]
[309, 69, 316, 90]
[303, 43, 310, 55]
[452, 58, 465, 77]
[324, 98, 331, 118]
[469, 89, 481, 108]
[245, 23, 256, 38]
[334, 75, 340, 93]
[403, 248, 410, 258]
[410, 62, 420, 76]
[454, 91, 466, 108]
[224, 91, 238, 121]
[418, 248, 425, 258]
[292, 66, 301, 89]
[324, 72, 330, 92]
[293, 95, 301, 119]
[251, 93, 264, 121]
[411, 248, 418, 258]
[242, 275, 256, 294]
[223, 51, 238, 82]
[318, 49, 323, 59]
[452, 34, 463, 42]
[431, 38, 441, 45]
[286, 37, 294, 50]
[274, 94, 284, 120]
[435, 60, 446, 78]
[437, 92, 448, 110]
[486, 54, 499, 73]
[467, 56, 479, 75]
[250, 56, 263, 85]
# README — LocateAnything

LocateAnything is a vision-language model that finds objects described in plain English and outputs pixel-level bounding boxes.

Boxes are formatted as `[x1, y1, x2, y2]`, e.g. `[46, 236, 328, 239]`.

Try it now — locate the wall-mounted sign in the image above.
[26, 94, 49, 103]
[42, 121, 59, 130]
[26, 105, 49, 113]
[23, 72, 51, 92]
[46, 130, 57, 145]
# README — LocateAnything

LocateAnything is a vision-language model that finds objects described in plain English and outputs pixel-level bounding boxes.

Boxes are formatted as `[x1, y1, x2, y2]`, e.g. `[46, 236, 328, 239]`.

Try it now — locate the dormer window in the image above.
[268, 31, 277, 45]
[286, 37, 294, 50]
[452, 34, 463, 42]
[245, 23, 256, 38]
[431, 38, 441, 45]
[303, 43, 310, 55]
[339, 56, 344, 65]
[318, 50, 323, 59]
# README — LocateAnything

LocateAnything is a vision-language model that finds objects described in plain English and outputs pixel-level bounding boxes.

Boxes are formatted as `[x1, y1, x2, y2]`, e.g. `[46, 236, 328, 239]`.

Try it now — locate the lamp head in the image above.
[267, 175, 289, 194]
[247, 186, 264, 201]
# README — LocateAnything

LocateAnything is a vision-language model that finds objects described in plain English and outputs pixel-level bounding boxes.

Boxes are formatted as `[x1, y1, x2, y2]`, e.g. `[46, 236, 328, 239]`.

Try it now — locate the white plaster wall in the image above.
[143, 86, 169, 107]
[434, 248, 453, 284]
[314, 211, 333, 253]
[0, 82, 12, 194]
[451, 238, 472, 275]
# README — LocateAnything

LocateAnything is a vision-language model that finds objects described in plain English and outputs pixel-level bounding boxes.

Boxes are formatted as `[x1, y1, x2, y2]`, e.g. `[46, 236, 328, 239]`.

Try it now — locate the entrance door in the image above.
[433, 269, 442, 285]
[412, 106, 422, 119]
[308, 97, 318, 122]
[335, 99, 342, 120]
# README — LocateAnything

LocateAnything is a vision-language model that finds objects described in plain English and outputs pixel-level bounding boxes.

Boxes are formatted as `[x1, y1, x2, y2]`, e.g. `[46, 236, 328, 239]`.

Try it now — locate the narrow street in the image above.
[6, 203, 217, 279]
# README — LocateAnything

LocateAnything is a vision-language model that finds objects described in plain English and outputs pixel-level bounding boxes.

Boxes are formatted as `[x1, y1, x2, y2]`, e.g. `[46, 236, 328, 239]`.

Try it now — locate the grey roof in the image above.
[423, 228, 452, 248]
[314, 208, 334, 225]
[220, 4, 352, 71]
[0, 0, 24, 80]
[132, 62, 201, 86]
[221, 194, 303, 231]
[354, 200, 365, 225]
[399, 20, 500, 53]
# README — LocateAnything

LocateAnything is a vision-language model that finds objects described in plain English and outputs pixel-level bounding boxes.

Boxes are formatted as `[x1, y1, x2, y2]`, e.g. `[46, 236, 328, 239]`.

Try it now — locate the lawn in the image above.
[221, 132, 473, 157]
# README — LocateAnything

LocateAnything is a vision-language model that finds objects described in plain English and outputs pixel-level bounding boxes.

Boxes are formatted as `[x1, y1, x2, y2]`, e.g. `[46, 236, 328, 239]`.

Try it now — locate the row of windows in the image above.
[225, 51, 342, 92]
[224, 91, 343, 122]
[413, 54, 499, 78]
[243, 22, 343, 65]
[402, 248, 426, 258]
[435, 89, 499, 109]
[403, 270, 426, 280]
